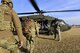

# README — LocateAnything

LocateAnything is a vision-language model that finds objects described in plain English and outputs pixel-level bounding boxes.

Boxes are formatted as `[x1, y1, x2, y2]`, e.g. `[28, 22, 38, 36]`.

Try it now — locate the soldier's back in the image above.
[0, 4, 14, 38]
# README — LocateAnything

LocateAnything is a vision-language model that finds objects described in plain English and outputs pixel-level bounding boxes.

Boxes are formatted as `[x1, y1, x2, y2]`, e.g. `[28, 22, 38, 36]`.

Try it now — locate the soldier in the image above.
[51, 18, 61, 41]
[0, 0, 25, 53]
[23, 18, 37, 53]
[35, 21, 40, 36]
[43, 19, 48, 29]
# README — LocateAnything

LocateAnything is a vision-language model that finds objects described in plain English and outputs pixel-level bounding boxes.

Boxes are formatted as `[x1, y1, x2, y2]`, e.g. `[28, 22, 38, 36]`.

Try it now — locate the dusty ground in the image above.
[34, 27, 80, 53]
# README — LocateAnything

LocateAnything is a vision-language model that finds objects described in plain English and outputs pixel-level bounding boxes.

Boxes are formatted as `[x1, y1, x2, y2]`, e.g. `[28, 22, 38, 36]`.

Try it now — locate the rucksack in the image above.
[0, 7, 11, 30]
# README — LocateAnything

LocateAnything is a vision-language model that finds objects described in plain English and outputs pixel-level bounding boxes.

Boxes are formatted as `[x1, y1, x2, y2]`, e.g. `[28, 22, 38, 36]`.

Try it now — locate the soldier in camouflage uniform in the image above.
[23, 18, 37, 53]
[51, 18, 61, 41]
[35, 21, 40, 36]
[0, 0, 25, 53]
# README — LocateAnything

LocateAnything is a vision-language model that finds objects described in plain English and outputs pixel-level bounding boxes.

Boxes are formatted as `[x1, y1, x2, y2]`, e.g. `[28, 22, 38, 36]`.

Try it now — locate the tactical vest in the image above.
[0, 7, 11, 31]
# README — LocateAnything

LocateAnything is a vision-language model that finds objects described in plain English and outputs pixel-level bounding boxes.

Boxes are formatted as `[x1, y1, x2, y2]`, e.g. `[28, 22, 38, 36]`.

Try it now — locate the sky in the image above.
[0, 0, 80, 25]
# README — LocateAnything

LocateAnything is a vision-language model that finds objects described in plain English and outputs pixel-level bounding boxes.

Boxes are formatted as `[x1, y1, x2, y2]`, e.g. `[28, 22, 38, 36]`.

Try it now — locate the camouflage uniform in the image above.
[35, 21, 40, 36]
[23, 19, 37, 53]
[51, 19, 61, 41]
[0, 0, 24, 53]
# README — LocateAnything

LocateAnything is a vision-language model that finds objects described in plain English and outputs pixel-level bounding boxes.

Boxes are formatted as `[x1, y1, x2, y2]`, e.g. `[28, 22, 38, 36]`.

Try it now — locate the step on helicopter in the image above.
[17, 0, 80, 35]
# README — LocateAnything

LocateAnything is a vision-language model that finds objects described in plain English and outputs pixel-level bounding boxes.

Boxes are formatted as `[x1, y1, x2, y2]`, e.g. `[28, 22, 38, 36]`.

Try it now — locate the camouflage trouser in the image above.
[25, 31, 36, 53]
[0, 37, 20, 53]
[26, 37, 36, 53]
[53, 28, 61, 41]
[14, 35, 27, 53]
[57, 28, 61, 41]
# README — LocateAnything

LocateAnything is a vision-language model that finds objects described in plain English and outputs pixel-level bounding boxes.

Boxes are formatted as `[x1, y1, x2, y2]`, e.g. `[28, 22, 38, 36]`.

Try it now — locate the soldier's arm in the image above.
[11, 9, 24, 42]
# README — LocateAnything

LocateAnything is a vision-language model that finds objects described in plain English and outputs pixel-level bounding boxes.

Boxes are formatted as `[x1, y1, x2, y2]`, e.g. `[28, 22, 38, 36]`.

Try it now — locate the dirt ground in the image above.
[34, 27, 80, 53]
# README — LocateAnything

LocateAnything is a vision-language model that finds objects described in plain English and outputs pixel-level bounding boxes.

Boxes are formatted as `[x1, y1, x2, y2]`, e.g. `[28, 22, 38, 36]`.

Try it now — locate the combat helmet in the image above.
[1, 0, 13, 8]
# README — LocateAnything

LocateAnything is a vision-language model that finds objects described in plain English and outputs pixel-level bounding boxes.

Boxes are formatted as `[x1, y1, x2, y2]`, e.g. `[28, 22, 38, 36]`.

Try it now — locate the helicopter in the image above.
[17, 0, 80, 35]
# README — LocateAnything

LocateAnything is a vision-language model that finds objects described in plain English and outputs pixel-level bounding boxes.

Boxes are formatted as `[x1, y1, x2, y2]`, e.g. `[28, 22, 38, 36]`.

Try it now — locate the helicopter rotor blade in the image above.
[18, 13, 34, 15]
[29, 0, 41, 12]
[41, 9, 80, 13]
[17, 12, 37, 15]
[17, 9, 80, 15]
[18, 11, 41, 15]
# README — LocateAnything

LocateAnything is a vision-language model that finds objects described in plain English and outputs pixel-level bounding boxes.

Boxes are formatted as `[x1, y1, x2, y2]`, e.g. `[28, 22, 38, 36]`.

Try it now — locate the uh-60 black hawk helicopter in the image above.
[17, 0, 80, 35]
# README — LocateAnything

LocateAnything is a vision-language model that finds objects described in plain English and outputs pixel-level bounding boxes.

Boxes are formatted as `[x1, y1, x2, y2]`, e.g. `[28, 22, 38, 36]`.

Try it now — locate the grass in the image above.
[34, 27, 80, 53]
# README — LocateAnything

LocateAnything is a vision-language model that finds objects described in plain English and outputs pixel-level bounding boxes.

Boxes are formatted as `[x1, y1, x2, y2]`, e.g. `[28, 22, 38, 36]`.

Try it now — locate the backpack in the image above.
[0, 7, 11, 30]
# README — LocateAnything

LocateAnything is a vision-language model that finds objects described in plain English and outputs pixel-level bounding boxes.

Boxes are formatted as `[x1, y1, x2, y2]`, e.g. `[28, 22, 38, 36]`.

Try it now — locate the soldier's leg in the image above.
[30, 37, 36, 53]
[7, 37, 21, 53]
[53, 30, 57, 40]
[14, 35, 27, 53]
[26, 40, 31, 53]
[27, 30, 36, 53]
[0, 38, 20, 53]
[26, 38, 35, 53]
[57, 29, 61, 41]
[6, 38, 20, 53]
